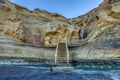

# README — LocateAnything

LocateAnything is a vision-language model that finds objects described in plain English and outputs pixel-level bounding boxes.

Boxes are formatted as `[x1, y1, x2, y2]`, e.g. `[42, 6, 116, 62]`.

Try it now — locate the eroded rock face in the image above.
[40, 22, 79, 47]
[70, 0, 120, 43]
[68, 0, 120, 60]
[0, 0, 79, 46]
[0, 0, 120, 60]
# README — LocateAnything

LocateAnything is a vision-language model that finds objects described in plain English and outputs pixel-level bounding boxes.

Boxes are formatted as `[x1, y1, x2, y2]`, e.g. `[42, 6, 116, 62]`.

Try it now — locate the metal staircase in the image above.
[55, 36, 69, 65]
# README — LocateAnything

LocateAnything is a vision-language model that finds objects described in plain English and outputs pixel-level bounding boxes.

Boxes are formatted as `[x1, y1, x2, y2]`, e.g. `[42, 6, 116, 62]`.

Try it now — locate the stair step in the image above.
[57, 57, 67, 58]
[57, 58, 67, 60]
[57, 60, 67, 61]
[57, 60, 67, 62]
[57, 55, 66, 57]
[57, 62, 67, 63]
[57, 55, 67, 57]
[55, 38, 69, 65]
[57, 61, 67, 63]
[57, 63, 67, 64]
[57, 59, 67, 61]
[56, 62, 68, 64]
[57, 56, 67, 57]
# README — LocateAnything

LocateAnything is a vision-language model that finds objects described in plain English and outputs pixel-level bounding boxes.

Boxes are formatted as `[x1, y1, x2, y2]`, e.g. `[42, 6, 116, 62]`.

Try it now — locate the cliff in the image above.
[0, 0, 120, 62]
[69, 0, 120, 60]
[0, 0, 79, 47]
[70, 0, 120, 43]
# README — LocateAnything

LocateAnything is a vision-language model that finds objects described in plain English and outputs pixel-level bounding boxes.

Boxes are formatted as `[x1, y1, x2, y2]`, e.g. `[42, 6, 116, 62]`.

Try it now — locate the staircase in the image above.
[57, 43, 68, 64]
[52, 38, 73, 72]
[55, 37, 69, 65]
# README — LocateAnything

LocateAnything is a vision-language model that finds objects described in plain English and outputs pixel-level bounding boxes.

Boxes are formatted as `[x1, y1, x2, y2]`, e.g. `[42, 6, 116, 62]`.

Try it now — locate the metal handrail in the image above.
[55, 36, 59, 64]
[66, 36, 69, 64]
[55, 36, 70, 64]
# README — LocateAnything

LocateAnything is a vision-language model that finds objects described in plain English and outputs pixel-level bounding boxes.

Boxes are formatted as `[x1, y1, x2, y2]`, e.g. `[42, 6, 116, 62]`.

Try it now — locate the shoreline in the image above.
[0, 56, 119, 69]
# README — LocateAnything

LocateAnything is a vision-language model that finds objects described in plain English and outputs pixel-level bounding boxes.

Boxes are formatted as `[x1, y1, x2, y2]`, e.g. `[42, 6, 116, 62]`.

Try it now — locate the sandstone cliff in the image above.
[0, 0, 120, 61]
[69, 0, 120, 60]
[0, 0, 79, 47]
[70, 0, 120, 43]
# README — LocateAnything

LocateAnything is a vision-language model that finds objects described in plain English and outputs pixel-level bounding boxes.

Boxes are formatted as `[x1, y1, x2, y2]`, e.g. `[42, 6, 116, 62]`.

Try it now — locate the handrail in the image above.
[66, 36, 69, 64]
[55, 36, 59, 64]
[55, 36, 69, 65]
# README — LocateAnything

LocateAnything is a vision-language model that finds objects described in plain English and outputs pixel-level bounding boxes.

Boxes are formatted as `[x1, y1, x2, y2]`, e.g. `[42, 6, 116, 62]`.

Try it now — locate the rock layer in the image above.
[0, 0, 79, 47]
[70, 0, 120, 43]
[69, 0, 120, 60]
[0, 0, 120, 61]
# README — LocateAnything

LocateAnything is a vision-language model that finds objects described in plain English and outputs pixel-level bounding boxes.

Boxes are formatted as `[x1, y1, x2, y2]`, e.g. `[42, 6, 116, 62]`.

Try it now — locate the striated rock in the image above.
[69, 0, 120, 60]
[0, 0, 120, 61]
[70, 0, 120, 43]
[73, 48, 120, 60]
[40, 22, 79, 47]
[0, 0, 79, 46]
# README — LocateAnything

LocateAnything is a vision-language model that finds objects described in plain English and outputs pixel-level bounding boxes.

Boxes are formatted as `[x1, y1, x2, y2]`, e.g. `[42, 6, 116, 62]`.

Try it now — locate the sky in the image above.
[10, 0, 103, 18]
